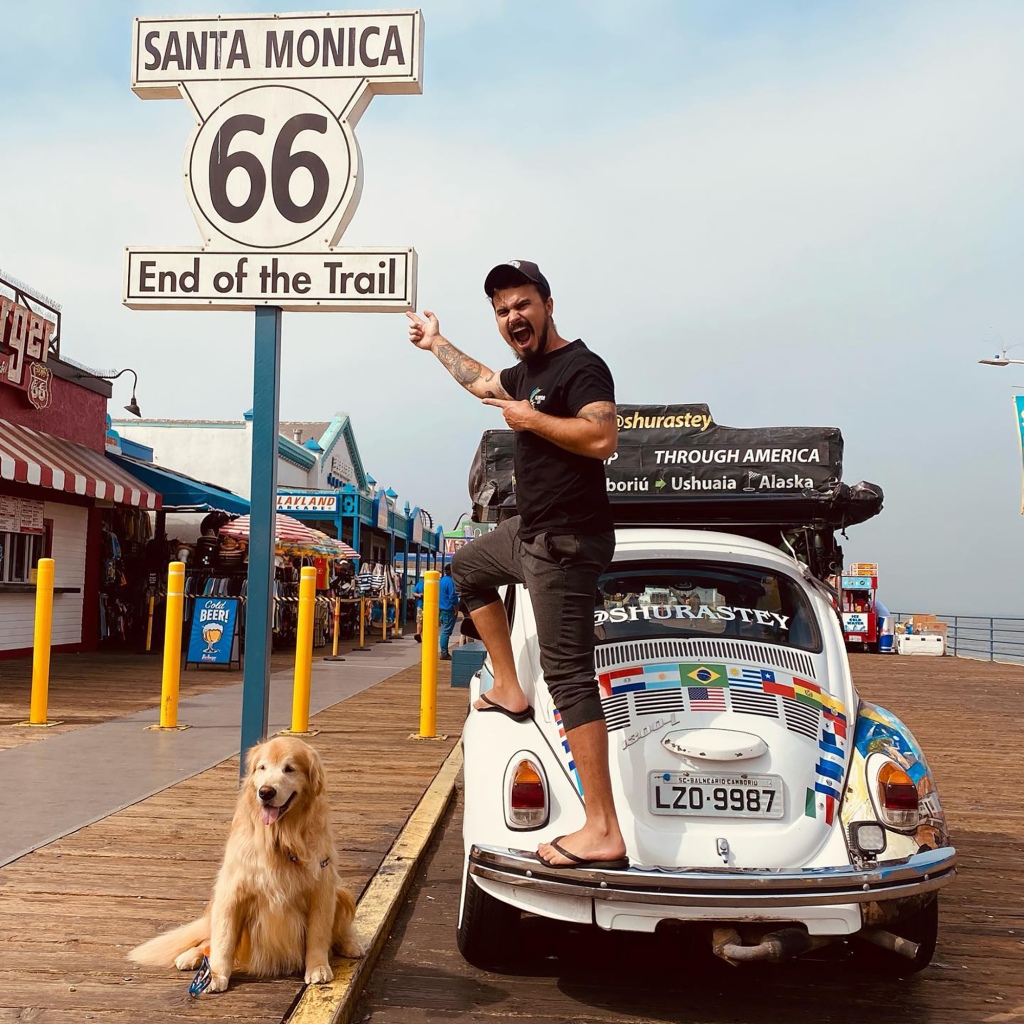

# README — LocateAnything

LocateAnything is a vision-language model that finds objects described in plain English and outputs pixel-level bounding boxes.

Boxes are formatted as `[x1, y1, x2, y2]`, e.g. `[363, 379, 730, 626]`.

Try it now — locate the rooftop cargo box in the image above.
[468, 404, 882, 579]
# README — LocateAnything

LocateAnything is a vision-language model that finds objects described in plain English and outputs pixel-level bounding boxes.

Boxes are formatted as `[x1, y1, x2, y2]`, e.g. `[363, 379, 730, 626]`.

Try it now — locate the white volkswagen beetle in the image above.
[458, 411, 956, 974]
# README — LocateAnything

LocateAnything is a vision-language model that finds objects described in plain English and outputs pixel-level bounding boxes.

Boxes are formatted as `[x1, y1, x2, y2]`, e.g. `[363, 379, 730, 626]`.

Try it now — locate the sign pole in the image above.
[125, 11, 424, 772]
[240, 306, 282, 772]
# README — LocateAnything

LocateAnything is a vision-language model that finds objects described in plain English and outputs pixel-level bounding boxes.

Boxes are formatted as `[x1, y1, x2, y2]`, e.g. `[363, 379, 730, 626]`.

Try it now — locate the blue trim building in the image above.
[109, 410, 445, 624]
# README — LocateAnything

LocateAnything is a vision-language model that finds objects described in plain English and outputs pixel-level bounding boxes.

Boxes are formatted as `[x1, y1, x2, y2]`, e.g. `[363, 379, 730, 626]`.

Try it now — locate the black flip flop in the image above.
[538, 836, 630, 871]
[475, 692, 534, 722]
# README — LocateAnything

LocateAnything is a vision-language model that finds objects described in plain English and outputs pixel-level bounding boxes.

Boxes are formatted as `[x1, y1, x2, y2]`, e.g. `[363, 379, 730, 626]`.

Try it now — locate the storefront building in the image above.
[112, 411, 445, 582]
[0, 273, 161, 656]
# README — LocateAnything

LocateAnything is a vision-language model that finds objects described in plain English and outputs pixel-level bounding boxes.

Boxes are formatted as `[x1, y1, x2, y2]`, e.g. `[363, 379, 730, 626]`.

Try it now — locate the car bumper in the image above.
[468, 844, 957, 910]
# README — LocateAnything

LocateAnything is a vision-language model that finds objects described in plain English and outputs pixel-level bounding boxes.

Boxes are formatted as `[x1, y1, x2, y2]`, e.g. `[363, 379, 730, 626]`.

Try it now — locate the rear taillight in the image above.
[876, 761, 920, 828]
[507, 759, 548, 829]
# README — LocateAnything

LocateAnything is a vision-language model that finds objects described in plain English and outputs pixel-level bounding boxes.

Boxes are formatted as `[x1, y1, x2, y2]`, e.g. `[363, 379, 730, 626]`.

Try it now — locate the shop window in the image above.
[0, 530, 44, 583]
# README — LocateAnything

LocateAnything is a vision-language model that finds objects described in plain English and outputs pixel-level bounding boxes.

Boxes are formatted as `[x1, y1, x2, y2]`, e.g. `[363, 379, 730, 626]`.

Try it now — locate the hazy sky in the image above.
[4, 1, 1024, 615]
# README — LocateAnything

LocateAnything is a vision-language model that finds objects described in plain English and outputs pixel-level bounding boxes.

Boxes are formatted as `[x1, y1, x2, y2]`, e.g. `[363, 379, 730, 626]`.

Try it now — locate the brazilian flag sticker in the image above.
[679, 663, 727, 687]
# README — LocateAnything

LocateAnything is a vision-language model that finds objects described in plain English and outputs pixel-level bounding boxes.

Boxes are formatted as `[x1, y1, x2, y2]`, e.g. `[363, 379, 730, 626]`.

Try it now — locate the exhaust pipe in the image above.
[858, 928, 921, 960]
[712, 927, 834, 964]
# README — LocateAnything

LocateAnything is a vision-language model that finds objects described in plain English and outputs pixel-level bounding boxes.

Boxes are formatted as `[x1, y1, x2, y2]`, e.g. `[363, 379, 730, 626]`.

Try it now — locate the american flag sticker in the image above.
[687, 686, 727, 712]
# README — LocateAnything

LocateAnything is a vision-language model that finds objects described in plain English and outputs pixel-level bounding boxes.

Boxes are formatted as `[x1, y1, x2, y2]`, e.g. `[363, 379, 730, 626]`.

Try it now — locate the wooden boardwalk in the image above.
[356, 653, 1024, 1024]
[0, 636, 404, 753]
[0, 659, 468, 1024]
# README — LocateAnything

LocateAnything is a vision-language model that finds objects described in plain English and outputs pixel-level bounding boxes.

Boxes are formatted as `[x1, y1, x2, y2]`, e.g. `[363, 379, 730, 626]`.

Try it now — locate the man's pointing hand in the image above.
[406, 310, 440, 351]
[482, 397, 536, 431]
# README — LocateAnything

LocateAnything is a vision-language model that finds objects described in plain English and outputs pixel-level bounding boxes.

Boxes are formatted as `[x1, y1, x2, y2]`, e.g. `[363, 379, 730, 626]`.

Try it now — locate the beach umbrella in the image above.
[220, 513, 360, 559]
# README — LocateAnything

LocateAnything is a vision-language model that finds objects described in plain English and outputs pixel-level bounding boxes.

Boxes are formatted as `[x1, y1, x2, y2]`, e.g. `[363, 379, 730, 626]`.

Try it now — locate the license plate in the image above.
[648, 771, 784, 818]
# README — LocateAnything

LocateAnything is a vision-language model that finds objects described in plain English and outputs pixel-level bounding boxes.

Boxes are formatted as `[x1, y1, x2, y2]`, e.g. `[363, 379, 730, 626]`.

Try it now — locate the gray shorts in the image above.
[451, 516, 615, 732]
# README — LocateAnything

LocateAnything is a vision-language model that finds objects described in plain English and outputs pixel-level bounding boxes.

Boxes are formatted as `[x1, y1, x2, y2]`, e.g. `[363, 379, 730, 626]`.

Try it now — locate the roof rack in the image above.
[468, 405, 883, 579]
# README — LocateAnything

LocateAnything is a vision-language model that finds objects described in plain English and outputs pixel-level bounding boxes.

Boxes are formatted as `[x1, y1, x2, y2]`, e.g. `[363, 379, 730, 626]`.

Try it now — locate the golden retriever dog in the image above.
[129, 736, 362, 993]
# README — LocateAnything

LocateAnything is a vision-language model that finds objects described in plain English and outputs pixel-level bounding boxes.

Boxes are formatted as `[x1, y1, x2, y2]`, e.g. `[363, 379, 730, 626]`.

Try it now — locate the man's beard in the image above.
[509, 315, 551, 363]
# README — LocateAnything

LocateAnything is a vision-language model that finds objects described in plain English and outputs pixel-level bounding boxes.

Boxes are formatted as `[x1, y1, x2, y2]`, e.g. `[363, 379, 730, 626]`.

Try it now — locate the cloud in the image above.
[3, 2, 1024, 610]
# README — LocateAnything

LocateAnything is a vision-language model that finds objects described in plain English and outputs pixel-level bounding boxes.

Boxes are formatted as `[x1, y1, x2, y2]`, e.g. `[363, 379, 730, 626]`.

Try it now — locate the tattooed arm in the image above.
[406, 310, 511, 399]
[481, 399, 618, 460]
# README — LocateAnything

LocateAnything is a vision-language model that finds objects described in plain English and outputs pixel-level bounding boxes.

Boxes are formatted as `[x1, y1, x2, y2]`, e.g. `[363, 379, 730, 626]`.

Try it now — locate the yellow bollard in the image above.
[381, 596, 391, 642]
[351, 596, 369, 651]
[324, 596, 345, 662]
[287, 566, 317, 734]
[145, 594, 155, 652]
[153, 561, 188, 730]
[394, 596, 404, 639]
[419, 570, 440, 738]
[22, 557, 59, 727]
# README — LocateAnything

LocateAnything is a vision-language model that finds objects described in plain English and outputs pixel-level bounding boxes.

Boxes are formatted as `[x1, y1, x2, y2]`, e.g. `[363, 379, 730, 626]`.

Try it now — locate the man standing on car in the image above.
[406, 260, 627, 870]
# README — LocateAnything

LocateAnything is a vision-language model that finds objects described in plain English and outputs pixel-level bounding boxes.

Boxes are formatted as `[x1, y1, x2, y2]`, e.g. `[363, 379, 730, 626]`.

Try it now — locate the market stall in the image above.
[200, 513, 360, 649]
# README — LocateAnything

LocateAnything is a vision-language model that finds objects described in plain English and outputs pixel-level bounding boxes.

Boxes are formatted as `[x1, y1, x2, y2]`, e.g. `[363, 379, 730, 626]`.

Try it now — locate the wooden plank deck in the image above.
[0, 660, 468, 1024]
[354, 653, 1024, 1024]
[0, 635, 408, 753]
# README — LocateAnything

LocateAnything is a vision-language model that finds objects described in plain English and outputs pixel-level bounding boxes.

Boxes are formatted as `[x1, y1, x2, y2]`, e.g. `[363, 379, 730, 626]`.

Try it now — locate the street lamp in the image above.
[979, 349, 1024, 368]
[74, 367, 142, 416]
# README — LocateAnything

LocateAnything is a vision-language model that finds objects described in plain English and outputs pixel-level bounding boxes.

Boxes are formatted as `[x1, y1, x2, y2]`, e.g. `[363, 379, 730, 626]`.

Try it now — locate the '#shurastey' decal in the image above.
[595, 604, 791, 630]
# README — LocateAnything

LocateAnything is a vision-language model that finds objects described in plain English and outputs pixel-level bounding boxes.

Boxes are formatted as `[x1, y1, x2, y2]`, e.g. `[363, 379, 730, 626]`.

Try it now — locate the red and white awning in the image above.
[0, 419, 161, 509]
[220, 513, 359, 559]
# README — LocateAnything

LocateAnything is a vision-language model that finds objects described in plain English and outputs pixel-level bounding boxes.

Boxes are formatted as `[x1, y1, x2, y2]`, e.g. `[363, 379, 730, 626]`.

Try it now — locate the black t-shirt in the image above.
[499, 340, 615, 540]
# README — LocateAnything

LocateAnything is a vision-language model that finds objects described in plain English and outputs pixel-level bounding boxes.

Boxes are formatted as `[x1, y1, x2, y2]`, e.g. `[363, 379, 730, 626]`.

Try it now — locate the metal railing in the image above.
[892, 613, 1024, 664]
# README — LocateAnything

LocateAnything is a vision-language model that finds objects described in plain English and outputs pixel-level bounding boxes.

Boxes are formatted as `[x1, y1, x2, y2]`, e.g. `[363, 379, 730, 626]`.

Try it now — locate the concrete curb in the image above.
[285, 741, 464, 1024]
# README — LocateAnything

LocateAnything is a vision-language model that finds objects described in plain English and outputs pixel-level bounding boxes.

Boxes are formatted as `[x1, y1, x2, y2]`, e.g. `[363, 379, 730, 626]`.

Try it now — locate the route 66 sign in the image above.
[124, 10, 422, 311]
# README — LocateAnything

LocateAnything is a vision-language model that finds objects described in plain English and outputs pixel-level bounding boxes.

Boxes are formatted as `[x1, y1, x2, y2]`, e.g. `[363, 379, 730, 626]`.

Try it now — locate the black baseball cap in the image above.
[483, 260, 551, 301]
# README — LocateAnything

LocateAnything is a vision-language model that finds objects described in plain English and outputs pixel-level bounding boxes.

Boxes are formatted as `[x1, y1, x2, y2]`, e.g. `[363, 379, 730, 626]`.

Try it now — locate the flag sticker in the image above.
[599, 666, 645, 697]
[642, 664, 681, 689]
[763, 677, 795, 699]
[680, 663, 727, 686]
[553, 708, 582, 795]
[726, 666, 764, 688]
[687, 686, 727, 712]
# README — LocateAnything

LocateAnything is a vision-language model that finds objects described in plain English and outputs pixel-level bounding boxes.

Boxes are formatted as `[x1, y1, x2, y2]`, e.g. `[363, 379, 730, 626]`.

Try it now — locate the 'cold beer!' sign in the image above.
[124, 10, 422, 312]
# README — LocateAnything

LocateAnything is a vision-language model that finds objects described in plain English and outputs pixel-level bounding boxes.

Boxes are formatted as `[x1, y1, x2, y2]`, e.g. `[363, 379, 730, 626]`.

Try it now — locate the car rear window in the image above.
[595, 561, 822, 653]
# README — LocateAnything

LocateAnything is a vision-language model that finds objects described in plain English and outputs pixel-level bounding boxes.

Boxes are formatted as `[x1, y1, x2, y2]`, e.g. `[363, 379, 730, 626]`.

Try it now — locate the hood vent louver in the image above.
[595, 638, 816, 681]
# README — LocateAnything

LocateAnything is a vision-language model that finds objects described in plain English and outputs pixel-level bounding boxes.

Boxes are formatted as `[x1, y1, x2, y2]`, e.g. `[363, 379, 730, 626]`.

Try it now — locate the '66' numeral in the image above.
[209, 113, 330, 225]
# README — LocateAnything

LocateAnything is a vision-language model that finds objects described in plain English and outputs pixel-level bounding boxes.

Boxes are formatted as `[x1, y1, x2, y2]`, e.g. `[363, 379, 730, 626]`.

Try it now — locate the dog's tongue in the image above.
[260, 804, 282, 825]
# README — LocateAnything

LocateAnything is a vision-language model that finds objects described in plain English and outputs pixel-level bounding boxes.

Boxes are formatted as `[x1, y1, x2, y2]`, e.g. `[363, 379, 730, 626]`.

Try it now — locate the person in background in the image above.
[412, 575, 425, 643]
[439, 564, 459, 660]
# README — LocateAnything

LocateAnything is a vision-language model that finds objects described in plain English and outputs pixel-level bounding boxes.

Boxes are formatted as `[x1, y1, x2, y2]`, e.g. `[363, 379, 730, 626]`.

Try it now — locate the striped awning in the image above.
[0, 419, 161, 509]
[220, 513, 359, 559]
